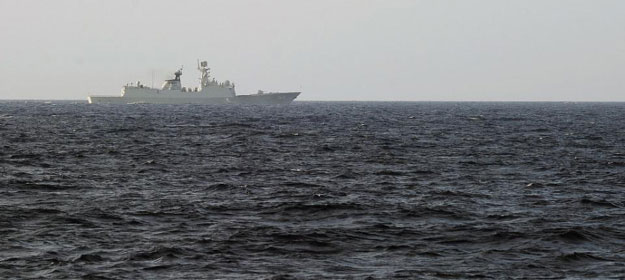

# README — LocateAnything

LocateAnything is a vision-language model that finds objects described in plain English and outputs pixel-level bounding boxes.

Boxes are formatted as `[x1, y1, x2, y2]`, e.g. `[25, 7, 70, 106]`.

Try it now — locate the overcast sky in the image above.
[1, 0, 624, 101]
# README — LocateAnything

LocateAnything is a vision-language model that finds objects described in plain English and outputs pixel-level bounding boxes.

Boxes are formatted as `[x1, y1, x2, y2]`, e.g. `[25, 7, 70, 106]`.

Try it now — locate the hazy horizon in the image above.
[1, 0, 624, 102]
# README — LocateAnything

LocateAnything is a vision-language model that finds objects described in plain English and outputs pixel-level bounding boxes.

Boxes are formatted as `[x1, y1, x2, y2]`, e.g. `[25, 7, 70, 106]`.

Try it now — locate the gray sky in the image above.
[1, 0, 624, 101]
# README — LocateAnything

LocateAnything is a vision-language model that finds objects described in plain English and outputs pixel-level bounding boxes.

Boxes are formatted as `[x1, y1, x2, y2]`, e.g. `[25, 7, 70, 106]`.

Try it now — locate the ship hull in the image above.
[88, 92, 300, 105]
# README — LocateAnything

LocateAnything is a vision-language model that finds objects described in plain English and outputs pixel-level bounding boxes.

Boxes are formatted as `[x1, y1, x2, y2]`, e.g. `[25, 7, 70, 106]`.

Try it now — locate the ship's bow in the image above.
[232, 92, 300, 105]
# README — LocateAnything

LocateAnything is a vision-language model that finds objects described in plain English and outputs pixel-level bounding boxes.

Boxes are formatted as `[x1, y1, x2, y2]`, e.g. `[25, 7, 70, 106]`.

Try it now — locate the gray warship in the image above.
[88, 61, 300, 104]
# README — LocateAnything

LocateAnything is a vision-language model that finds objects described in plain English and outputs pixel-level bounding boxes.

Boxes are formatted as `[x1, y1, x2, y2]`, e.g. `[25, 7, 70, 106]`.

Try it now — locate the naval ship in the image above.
[88, 61, 300, 104]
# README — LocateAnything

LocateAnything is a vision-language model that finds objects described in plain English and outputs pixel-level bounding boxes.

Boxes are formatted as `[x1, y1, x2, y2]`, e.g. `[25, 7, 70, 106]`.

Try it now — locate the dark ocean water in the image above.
[1, 101, 625, 279]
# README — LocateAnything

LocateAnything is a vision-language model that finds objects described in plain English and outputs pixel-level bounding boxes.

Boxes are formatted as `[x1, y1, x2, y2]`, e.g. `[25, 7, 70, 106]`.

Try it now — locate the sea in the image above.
[1, 101, 624, 279]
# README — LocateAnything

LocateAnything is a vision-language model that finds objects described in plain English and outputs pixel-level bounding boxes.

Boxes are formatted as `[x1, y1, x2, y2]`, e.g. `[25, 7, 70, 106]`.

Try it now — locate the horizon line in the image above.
[1, 98, 625, 103]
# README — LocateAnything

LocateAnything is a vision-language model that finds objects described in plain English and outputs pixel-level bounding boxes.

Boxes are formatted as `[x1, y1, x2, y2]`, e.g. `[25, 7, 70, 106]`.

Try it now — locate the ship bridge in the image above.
[161, 68, 183, 90]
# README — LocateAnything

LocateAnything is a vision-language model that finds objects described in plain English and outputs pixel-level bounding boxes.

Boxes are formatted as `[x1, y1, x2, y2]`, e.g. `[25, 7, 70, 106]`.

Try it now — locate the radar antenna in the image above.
[174, 66, 183, 81]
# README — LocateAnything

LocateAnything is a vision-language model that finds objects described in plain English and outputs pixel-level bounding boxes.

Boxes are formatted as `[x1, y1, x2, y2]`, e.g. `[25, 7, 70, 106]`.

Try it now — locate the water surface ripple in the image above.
[1, 101, 625, 279]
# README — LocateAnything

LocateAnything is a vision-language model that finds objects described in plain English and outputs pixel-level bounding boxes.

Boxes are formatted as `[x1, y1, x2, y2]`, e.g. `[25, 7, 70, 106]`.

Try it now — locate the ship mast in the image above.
[198, 60, 210, 91]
